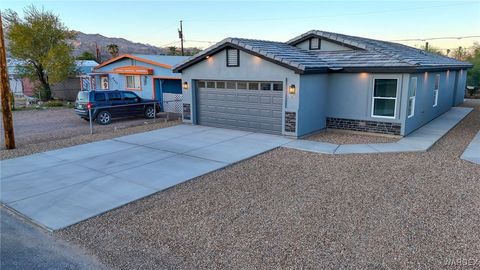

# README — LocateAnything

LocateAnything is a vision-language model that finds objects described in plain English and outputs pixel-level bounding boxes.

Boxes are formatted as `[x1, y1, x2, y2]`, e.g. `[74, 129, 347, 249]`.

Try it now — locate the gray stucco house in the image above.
[173, 30, 472, 137]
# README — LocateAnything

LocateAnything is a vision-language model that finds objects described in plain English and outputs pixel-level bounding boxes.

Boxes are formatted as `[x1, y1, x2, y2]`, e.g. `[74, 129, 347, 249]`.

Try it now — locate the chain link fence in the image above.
[86, 100, 182, 134]
[162, 93, 182, 114]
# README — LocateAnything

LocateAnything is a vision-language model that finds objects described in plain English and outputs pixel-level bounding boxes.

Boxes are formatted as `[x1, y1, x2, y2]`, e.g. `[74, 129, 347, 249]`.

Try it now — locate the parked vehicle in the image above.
[75, 90, 161, 125]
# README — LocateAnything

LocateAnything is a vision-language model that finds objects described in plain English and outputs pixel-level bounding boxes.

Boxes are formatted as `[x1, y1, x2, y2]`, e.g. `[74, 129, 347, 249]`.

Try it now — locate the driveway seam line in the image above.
[3, 171, 110, 204]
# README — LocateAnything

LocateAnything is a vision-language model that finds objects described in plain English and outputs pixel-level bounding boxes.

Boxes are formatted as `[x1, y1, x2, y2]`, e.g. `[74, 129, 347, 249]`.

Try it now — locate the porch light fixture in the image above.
[288, 84, 296, 95]
[183, 81, 189, 90]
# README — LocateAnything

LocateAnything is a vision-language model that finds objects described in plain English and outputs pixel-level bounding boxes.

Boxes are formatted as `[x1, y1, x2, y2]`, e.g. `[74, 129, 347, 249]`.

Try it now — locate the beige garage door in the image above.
[196, 80, 284, 134]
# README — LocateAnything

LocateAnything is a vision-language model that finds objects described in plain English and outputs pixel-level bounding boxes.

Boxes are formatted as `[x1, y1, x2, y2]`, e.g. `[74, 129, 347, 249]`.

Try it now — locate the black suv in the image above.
[75, 90, 161, 125]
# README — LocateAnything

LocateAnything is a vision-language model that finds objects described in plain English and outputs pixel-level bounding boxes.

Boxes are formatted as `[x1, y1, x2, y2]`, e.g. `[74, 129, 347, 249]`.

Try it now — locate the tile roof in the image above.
[174, 30, 472, 73]
[96, 54, 189, 70]
[131, 54, 189, 66]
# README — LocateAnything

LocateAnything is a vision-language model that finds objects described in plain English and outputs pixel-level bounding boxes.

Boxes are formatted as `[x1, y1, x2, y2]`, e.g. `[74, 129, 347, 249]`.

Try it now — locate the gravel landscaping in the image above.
[54, 99, 479, 269]
[0, 108, 180, 160]
[306, 129, 398, 144]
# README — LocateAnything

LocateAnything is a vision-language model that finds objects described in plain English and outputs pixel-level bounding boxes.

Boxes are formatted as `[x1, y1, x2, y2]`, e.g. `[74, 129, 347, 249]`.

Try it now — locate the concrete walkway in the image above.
[461, 131, 480, 165]
[1, 125, 292, 231]
[284, 107, 473, 155]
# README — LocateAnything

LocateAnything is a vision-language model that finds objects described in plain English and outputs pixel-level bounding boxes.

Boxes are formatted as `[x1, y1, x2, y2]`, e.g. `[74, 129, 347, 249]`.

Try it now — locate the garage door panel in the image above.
[273, 97, 283, 105]
[200, 102, 279, 111]
[237, 95, 249, 102]
[202, 111, 281, 124]
[272, 110, 283, 118]
[259, 109, 271, 117]
[197, 83, 283, 134]
[248, 96, 259, 103]
[260, 96, 272, 104]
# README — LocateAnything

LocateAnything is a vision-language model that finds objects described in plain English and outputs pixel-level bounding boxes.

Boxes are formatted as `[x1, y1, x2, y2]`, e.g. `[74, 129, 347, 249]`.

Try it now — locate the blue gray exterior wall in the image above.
[297, 74, 328, 136]
[404, 70, 466, 135]
[454, 69, 467, 106]
[326, 73, 406, 124]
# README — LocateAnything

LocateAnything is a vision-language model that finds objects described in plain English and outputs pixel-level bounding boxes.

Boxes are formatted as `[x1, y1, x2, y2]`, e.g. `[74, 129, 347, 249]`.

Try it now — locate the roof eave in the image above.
[321, 65, 473, 74]
[95, 54, 173, 70]
[173, 42, 305, 74]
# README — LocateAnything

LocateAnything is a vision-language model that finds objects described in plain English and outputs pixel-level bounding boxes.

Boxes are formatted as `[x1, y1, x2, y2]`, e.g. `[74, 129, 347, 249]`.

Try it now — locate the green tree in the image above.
[76, 51, 96, 60]
[106, 43, 119, 58]
[167, 46, 178, 55]
[451, 46, 468, 61]
[420, 44, 444, 55]
[186, 47, 202, 56]
[4, 6, 76, 101]
[466, 42, 480, 92]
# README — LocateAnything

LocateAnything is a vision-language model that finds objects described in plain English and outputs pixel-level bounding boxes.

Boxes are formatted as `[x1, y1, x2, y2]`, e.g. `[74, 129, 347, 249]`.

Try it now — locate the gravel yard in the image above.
[306, 129, 399, 144]
[54, 99, 479, 269]
[0, 108, 180, 160]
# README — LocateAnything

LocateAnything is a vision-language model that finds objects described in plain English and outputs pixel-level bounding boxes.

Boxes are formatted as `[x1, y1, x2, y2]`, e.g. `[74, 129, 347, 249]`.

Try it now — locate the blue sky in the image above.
[2, 0, 480, 51]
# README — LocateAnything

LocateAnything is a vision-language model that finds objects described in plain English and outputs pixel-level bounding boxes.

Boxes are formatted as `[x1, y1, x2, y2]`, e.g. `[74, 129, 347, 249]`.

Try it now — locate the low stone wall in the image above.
[326, 117, 401, 135]
[183, 103, 191, 120]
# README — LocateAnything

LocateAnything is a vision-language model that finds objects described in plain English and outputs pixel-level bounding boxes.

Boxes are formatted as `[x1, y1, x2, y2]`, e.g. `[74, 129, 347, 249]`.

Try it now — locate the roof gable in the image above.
[95, 54, 184, 70]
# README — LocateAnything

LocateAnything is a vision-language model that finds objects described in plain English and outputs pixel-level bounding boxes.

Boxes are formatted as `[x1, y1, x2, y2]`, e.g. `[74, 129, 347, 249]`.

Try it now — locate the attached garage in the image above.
[196, 80, 284, 134]
[174, 32, 472, 138]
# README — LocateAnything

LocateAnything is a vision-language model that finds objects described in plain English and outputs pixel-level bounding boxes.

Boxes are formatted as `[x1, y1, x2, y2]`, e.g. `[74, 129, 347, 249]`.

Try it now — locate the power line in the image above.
[182, 2, 477, 23]
[158, 40, 179, 47]
[185, 39, 216, 44]
[390, 35, 480, 42]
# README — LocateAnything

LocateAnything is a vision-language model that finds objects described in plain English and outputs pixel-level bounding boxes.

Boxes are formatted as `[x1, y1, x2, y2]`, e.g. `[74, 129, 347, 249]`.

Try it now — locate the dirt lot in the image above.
[0, 108, 180, 160]
[57, 100, 480, 269]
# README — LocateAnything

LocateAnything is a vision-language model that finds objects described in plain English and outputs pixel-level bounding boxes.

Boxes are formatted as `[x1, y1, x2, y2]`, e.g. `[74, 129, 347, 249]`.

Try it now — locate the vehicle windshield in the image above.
[77, 91, 89, 102]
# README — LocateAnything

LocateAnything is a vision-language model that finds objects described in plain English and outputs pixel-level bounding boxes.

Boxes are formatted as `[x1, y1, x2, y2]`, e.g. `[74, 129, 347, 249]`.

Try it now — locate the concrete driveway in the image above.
[1, 125, 292, 230]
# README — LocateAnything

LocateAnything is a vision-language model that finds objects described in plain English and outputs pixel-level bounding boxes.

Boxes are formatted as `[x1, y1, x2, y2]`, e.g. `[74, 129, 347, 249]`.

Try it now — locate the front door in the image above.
[154, 79, 163, 103]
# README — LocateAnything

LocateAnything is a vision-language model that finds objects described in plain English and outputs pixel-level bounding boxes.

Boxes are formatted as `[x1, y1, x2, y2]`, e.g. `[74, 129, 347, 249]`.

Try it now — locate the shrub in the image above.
[44, 100, 64, 107]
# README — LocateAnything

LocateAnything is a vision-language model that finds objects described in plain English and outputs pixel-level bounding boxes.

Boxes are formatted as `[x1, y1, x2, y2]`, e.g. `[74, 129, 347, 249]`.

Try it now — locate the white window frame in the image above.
[407, 77, 417, 118]
[371, 77, 399, 119]
[433, 74, 439, 107]
[125, 75, 141, 90]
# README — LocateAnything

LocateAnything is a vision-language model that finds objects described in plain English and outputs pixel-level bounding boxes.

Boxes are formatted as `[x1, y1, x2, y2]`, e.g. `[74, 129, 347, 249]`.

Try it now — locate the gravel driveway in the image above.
[0, 108, 180, 160]
[58, 99, 479, 269]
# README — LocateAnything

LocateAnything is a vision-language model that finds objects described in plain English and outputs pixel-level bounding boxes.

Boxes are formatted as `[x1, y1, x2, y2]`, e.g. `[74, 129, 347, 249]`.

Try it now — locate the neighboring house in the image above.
[83, 54, 189, 112]
[7, 58, 28, 96]
[51, 60, 100, 101]
[7, 58, 99, 100]
[173, 30, 472, 137]
[76, 60, 99, 74]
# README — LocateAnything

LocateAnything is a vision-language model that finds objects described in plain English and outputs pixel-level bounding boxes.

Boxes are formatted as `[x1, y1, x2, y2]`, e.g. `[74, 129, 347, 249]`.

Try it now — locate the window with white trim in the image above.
[433, 74, 440, 107]
[372, 78, 398, 118]
[226, 49, 239, 67]
[125, 75, 141, 90]
[407, 77, 417, 118]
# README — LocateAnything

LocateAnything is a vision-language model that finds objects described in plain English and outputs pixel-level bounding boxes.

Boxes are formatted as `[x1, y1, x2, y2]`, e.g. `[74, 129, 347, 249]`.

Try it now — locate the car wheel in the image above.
[96, 111, 112, 125]
[144, 106, 155, 119]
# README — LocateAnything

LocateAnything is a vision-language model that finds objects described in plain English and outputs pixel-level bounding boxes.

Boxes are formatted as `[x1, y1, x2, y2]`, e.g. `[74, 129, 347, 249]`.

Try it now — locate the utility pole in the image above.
[95, 42, 101, 63]
[178, 20, 184, 56]
[0, 14, 16, 149]
[425, 41, 429, 51]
